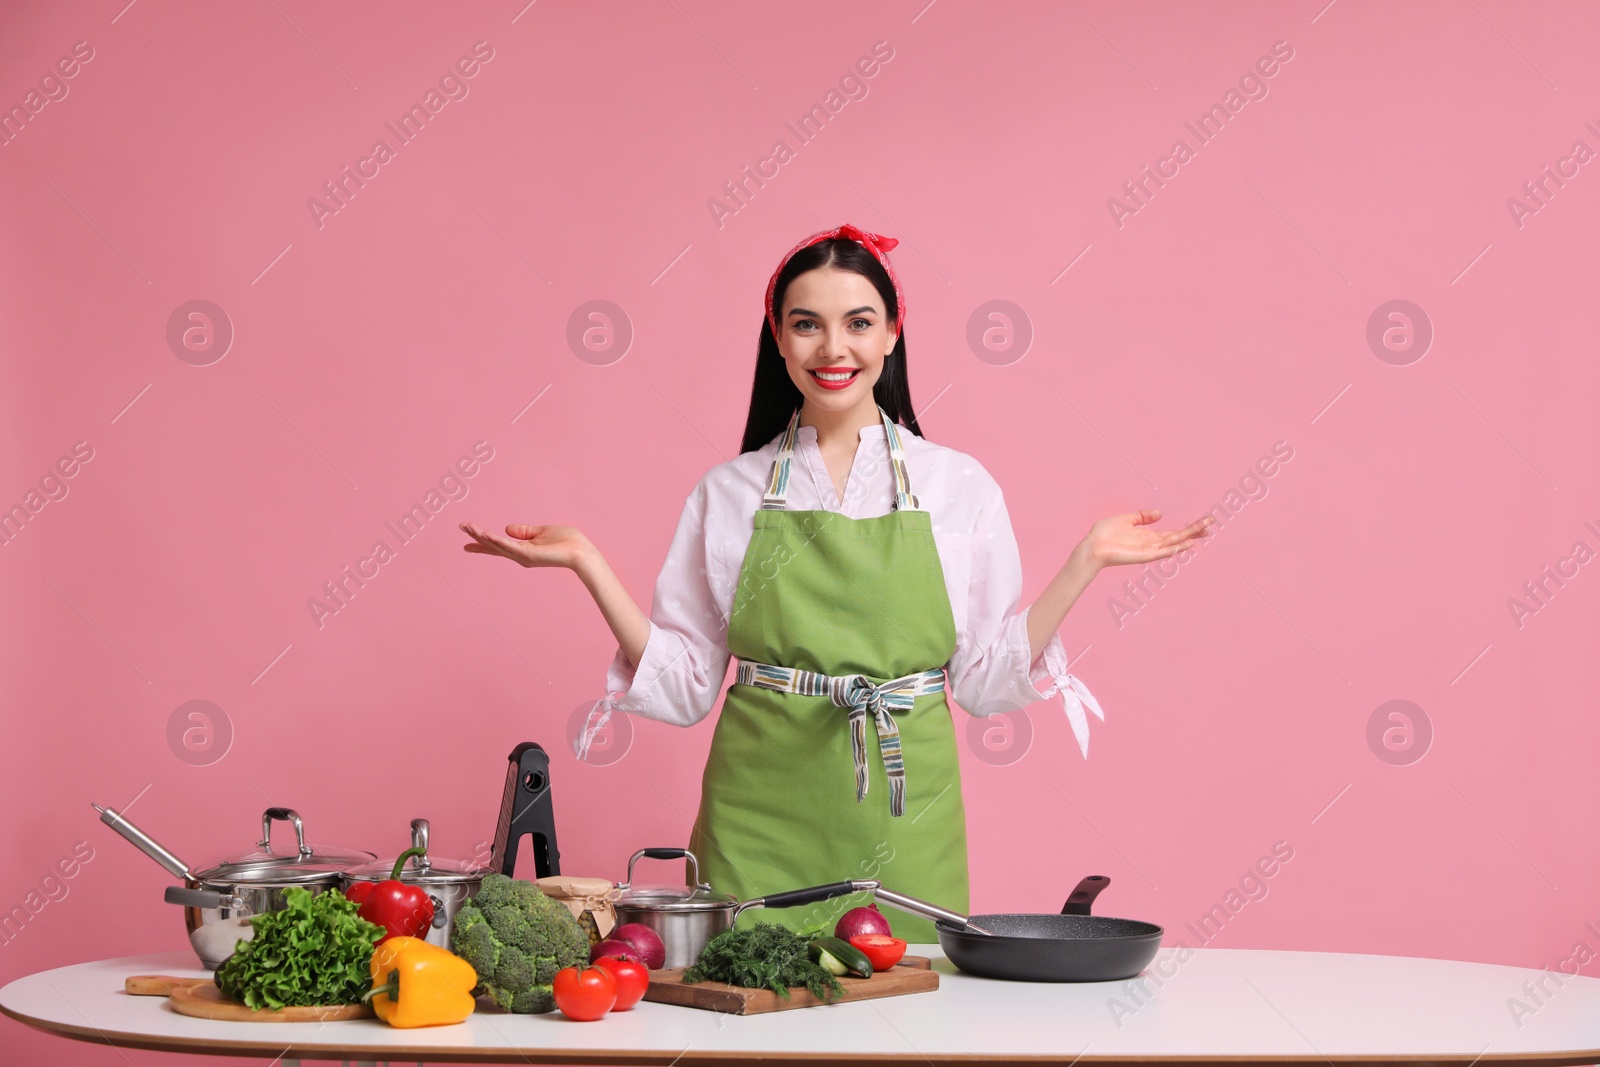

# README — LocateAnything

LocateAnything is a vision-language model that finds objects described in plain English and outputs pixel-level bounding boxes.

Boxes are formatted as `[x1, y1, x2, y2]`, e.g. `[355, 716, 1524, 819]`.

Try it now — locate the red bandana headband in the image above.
[764, 222, 904, 338]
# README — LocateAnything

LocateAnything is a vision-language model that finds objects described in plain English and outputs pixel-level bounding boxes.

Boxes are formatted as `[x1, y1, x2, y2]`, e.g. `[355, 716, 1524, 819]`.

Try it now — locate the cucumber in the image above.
[812, 945, 848, 976]
[809, 935, 873, 978]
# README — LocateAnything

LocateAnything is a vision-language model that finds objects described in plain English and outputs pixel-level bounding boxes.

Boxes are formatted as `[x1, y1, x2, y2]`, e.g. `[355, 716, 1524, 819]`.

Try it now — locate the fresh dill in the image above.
[680, 921, 845, 1002]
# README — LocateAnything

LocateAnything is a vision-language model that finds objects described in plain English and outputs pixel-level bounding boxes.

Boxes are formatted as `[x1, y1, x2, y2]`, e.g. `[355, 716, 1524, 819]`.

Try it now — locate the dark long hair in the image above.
[739, 238, 926, 454]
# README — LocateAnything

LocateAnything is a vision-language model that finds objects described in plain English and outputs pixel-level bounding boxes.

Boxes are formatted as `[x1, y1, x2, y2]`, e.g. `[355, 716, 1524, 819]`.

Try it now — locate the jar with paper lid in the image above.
[535, 875, 620, 947]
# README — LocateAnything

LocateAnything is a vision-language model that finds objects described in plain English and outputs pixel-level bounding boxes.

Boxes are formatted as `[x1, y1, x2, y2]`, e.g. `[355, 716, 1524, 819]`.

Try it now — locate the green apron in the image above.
[687, 404, 968, 944]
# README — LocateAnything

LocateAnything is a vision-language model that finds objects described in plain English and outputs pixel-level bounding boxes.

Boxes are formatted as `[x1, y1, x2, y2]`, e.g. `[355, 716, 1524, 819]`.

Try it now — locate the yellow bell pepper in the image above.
[364, 935, 478, 1028]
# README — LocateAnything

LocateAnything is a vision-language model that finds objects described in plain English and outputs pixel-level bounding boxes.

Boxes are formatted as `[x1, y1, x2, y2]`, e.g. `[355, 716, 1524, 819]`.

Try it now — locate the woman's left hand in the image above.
[1078, 510, 1215, 569]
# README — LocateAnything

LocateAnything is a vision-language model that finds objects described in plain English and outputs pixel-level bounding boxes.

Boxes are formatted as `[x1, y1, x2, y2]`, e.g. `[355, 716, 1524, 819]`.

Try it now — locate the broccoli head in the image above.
[450, 873, 591, 1013]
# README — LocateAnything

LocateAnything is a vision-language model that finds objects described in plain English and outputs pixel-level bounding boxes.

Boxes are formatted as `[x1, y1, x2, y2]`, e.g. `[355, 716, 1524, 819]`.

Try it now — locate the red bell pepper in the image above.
[347, 847, 434, 943]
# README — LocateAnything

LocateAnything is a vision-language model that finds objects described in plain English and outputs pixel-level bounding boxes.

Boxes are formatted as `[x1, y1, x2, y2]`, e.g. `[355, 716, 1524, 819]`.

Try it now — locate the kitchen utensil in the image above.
[124, 976, 372, 1022]
[642, 956, 936, 1014]
[94, 803, 189, 879]
[95, 803, 374, 970]
[341, 818, 488, 950]
[489, 742, 561, 879]
[872, 875, 1163, 982]
[611, 848, 879, 969]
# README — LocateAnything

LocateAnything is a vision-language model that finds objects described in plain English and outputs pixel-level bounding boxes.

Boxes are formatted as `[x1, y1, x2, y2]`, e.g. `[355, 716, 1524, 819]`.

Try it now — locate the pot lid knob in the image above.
[259, 807, 312, 858]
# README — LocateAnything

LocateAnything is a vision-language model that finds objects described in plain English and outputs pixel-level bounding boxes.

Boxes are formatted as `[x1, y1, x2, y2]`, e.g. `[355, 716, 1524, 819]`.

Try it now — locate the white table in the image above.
[4, 946, 1600, 1065]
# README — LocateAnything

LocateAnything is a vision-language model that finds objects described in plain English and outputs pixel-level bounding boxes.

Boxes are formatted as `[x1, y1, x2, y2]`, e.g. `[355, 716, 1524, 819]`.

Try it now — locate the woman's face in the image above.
[775, 267, 898, 414]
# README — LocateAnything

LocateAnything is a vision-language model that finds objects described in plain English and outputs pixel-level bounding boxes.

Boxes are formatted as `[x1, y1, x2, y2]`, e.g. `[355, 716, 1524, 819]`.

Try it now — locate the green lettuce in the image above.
[214, 886, 384, 1009]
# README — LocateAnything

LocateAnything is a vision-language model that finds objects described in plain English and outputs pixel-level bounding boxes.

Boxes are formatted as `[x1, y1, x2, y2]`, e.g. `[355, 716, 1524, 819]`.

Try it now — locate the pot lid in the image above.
[343, 819, 490, 887]
[612, 848, 738, 911]
[613, 883, 739, 911]
[344, 856, 488, 887]
[191, 808, 373, 886]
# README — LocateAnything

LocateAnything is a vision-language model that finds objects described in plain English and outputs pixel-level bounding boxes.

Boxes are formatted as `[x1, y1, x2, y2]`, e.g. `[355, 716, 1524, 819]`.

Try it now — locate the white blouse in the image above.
[585, 420, 1104, 757]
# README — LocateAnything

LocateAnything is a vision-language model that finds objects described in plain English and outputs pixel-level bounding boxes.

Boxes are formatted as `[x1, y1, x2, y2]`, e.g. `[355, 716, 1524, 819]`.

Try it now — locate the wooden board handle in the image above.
[126, 975, 207, 996]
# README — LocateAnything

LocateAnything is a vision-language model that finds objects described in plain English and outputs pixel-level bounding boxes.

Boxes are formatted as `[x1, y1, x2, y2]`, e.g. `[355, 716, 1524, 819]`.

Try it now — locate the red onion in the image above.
[610, 922, 667, 970]
[834, 903, 892, 941]
[590, 938, 641, 964]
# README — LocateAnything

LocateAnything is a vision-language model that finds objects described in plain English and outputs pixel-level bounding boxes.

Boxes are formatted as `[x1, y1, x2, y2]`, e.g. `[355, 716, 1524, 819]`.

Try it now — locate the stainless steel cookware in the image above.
[610, 847, 871, 969]
[873, 875, 1164, 982]
[340, 818, 489, 950]
[95, 803, 374, 969]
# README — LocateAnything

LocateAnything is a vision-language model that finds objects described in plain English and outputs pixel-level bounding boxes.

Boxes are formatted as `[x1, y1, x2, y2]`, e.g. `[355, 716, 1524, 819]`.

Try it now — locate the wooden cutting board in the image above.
[643, 955, 937, 1014]
[125, 975, 374, 1022]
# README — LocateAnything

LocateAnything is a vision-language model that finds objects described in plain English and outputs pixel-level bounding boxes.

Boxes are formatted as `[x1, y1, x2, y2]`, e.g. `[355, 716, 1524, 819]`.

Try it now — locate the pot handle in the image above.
[259, 808, 312, 857]
[735, 879, 880, 918]
[409, 819, 433, 871]
[165, 885, 245, 911]
[92, 803, 190, 881]
[622, 847, 706, 891]
[1061, 875, 1109, 915]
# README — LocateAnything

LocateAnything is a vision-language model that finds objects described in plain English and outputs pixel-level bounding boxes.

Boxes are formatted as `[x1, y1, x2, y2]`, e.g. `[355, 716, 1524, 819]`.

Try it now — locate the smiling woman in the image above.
[459, 222, 1215, 943]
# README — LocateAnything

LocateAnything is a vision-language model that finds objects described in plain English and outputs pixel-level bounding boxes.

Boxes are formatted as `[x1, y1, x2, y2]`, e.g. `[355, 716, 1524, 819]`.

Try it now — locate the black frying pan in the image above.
[872, 875, 1163, 982]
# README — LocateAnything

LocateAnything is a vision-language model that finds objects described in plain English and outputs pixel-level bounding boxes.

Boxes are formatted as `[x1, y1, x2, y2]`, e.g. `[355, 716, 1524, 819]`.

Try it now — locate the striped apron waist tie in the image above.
[733, 659, 947, 817]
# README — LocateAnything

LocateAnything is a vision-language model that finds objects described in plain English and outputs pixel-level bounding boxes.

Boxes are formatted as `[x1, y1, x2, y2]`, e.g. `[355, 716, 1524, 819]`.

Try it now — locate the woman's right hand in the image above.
[458, 521, 594, 571]
[461, 520, 648, 670]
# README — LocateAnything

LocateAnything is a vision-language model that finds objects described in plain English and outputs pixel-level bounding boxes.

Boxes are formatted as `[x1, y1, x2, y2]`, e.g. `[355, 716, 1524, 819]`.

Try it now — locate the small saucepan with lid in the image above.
[340, 818, 489, 950]
[611, 847, 872, 969]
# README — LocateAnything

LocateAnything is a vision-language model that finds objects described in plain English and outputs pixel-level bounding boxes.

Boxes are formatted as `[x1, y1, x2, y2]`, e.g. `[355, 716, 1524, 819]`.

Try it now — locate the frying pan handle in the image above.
[735, 880, 879, 916]
[1062, 875, 1110, 916]
[871, 885, 973, 929]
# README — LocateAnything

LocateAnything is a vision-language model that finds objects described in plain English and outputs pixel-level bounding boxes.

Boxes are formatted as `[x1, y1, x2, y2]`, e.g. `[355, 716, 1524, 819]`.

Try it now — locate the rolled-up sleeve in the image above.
[575, 477, 731, 759]
[945, 475, 1106, 758]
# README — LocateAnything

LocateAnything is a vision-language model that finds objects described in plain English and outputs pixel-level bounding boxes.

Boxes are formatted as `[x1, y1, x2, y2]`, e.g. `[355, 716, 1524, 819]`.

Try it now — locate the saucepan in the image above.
[871, 874, 1163, 982]
[94, 803, 374, 969]
[341, 818, 490, 951]
[611, 847, 877, 969]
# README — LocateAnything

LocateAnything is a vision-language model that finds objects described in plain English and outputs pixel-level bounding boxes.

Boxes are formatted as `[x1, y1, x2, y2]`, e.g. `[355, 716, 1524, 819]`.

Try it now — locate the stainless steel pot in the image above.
[340, 818, 488, 950]
[611, 847, 871, 969]
[95, 803, 374, 969]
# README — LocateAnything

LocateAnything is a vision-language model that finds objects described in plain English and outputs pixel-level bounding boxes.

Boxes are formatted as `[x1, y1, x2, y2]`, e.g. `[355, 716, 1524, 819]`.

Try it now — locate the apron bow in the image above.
[733, 660, 947, 818]
[831, 674, 917, 817]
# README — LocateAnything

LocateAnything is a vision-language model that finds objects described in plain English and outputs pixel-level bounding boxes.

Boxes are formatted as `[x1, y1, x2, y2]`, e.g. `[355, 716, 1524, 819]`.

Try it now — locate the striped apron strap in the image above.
[759, 407, 805, 511]
[760, 405, 921, 512]
[880, 408, 921, 512]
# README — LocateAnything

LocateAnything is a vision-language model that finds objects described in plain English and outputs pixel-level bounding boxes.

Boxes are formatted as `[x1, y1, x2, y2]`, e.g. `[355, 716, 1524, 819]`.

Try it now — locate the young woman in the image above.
[460, 223, 1213, 942]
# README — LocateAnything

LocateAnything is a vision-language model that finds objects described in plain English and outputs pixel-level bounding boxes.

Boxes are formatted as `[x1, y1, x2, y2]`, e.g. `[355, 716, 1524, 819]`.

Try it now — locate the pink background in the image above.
[4, 0, 1599, 1063]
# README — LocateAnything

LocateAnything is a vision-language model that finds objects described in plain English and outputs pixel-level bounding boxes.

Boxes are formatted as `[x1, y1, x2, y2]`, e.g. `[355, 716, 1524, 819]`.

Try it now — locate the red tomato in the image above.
[594, 954, 649, 1011]
[848, 933, 908, 970]
[552, 965, 617, 1021]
